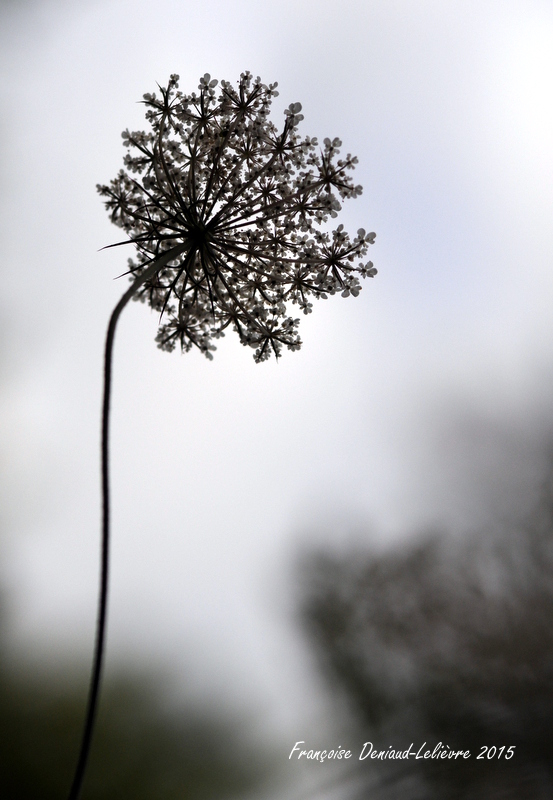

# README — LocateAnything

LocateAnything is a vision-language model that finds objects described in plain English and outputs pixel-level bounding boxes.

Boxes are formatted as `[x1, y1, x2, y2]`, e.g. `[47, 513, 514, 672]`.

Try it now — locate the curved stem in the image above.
[68, 243, 187, 800]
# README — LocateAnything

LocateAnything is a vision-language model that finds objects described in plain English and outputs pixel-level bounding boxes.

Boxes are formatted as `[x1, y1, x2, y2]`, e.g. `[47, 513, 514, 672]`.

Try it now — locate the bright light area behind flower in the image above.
[0, 0, 553, 743]
[494, 14, 553, 164]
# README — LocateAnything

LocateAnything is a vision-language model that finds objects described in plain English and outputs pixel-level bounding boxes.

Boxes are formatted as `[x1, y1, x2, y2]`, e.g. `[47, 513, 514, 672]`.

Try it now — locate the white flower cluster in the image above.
[97, 72, 376, 361]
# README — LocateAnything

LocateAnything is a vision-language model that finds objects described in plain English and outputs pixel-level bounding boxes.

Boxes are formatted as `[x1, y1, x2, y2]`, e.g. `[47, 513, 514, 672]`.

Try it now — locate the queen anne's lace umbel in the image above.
[97, 72, 376, 362]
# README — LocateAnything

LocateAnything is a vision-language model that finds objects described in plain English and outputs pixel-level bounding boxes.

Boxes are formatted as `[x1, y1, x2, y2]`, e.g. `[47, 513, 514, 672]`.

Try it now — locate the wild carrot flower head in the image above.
[97, 72, 376, 361]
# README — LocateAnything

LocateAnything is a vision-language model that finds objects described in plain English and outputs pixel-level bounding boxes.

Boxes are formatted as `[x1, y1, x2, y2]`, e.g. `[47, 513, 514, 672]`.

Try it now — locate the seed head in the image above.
[97, 72, 376, 361]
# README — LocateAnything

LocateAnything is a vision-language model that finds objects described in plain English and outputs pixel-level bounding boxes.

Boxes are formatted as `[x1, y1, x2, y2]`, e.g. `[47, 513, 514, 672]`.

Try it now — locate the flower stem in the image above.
[68, 244, 187, 800]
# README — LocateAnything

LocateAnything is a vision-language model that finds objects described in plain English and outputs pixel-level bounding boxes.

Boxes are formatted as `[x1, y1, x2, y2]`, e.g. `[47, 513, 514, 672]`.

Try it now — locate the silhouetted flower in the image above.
[97, 72, 376, 362]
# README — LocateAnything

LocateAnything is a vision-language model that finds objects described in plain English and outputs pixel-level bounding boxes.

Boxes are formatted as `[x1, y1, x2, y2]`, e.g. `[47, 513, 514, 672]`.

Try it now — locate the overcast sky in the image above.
[1, 0, 552, 741]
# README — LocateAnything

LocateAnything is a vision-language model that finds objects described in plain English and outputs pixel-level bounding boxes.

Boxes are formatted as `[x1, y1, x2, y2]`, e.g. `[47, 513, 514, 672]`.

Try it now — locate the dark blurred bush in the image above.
[300, 469, 553, 799]
[0, 660, 271, 799]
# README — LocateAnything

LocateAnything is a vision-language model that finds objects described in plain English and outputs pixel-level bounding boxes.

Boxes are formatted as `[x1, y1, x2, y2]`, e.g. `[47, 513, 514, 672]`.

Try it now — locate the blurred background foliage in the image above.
[300, 463, 553, 799]
[0, 652, 273, 799]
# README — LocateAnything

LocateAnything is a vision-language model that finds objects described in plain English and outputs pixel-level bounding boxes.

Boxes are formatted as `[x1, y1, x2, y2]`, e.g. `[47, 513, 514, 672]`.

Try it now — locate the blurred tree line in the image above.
[0, 639, 272, 799]
[300, 466, 553, 799]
